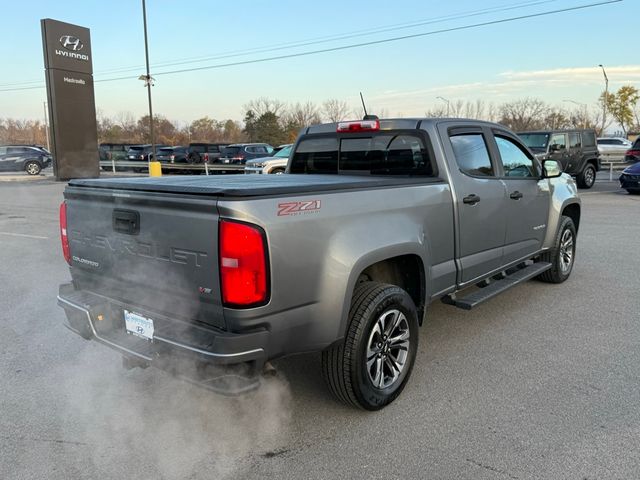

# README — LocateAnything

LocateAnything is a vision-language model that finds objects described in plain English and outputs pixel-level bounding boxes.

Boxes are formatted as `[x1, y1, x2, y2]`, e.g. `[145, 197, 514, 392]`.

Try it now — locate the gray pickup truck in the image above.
[57, 117, 581, 410]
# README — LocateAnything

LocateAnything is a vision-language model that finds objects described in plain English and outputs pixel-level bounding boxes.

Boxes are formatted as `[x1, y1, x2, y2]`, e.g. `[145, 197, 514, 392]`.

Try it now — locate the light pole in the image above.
[139, 0, 159, 175]
[437, 96, 451, 117]
[598, 64, 609, 135]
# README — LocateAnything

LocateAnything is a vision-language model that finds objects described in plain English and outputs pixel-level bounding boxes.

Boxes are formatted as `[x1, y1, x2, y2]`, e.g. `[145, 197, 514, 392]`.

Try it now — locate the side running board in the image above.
[442, 262, 552, 310]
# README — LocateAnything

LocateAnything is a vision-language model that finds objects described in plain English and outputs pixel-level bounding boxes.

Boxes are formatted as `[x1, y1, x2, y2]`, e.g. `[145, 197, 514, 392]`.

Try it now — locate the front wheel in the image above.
[25, 161, 42, 175]
[322, 282, 419, 410]
[537, 216, 577, 283]
[577, 164, 596, 189]
[270, 168, 285, 174]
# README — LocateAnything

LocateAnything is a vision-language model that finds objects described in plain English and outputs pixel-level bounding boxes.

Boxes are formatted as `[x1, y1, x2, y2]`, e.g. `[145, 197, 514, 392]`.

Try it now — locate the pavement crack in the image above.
[466, 458, 519, 479]
[0, 434, 88, 447]
[261, 447, 291, 459]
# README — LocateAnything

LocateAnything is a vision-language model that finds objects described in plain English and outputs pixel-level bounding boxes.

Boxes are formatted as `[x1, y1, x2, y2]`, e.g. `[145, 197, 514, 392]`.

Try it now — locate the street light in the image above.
[598, 64, 609, 135]
[139, 0, 160, 176]
[436, 96, 451, 117]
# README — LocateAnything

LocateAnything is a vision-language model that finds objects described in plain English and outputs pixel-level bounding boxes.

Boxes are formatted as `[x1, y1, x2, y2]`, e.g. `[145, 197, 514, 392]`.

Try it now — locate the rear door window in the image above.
[449, 133, 494, 177]
[569, 133, 582, 149]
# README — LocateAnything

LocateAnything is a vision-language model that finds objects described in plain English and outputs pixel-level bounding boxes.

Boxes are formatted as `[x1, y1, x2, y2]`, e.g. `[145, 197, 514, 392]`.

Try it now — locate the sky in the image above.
[0, 0, 637, 124]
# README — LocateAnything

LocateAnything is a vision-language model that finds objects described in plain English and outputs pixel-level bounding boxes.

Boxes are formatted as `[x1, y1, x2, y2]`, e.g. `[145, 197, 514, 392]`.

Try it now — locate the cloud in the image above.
[368, 64, 640, 115]
[500, 65, 640, 84]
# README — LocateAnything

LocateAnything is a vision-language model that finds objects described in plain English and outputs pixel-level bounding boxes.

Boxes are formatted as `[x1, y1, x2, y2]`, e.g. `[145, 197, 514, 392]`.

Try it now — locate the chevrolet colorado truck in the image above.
[57, 117, 581, 410]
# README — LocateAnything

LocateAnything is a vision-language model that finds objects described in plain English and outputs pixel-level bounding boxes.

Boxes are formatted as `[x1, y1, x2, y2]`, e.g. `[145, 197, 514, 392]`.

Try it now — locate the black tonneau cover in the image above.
[69, 174, 443, 197]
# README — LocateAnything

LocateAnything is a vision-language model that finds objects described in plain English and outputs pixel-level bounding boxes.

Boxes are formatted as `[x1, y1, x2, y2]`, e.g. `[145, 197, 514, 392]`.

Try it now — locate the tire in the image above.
[24, 161, 41, 176]
[626, 190, 640, 195]
[270, 168, 285, 174]
[577, 163, 596, 189]
[321, 281, 419, 410]
[536, 216, 577, 283]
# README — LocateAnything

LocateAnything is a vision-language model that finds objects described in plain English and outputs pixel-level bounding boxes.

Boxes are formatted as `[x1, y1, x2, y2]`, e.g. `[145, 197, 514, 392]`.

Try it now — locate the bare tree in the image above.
[499, 98, 548, 131]
[424, 105, 448, 118]
[283, 101, 322, 128]
[243, 97, 287, 117]
[322, 98, 350, 122]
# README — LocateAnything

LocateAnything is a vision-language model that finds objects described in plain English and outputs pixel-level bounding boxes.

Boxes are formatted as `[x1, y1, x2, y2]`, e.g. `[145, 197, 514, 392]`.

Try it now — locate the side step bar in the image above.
[442, 262, 552, 310]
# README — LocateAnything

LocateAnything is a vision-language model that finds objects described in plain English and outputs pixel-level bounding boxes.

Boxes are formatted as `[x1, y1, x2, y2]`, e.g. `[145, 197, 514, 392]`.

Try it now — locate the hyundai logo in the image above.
[136, 326, 145, 334]
[59, 35, 84, 51]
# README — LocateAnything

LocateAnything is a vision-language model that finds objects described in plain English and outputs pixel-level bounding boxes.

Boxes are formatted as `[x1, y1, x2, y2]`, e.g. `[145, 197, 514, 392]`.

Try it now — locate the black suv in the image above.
[0, 145, 52, 175]
[186, 143, 230, 164]
[99, 143, 137, 161]
[219, 143, 273, 164]
[518, 129, 600, 188]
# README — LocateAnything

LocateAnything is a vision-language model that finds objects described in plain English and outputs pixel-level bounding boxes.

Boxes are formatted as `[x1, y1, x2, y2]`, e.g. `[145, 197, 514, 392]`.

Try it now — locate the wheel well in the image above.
[358, 254, 425, 324]
[562, 203, 581, 233]
[587, 158, 599, 171]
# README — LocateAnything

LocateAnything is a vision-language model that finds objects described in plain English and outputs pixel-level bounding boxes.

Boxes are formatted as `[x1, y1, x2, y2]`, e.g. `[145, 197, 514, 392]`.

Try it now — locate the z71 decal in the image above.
[277, 200, 322, 216]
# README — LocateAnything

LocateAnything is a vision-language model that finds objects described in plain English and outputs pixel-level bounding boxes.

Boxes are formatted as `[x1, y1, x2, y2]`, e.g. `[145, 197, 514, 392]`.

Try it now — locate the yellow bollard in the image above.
[149, 161, 162, 177]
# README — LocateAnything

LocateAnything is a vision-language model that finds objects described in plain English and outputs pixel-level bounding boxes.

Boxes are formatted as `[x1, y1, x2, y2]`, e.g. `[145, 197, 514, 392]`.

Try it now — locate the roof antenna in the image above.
[360, 92, 378, 121]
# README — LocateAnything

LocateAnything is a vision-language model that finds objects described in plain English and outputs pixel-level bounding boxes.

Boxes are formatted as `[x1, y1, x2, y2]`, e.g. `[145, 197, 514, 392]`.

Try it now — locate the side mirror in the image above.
[542, 159, 562, 178]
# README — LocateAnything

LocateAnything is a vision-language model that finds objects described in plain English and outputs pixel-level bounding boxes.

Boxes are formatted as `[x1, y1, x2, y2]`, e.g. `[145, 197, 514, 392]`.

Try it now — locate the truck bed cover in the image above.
[69, 174, 443, 197]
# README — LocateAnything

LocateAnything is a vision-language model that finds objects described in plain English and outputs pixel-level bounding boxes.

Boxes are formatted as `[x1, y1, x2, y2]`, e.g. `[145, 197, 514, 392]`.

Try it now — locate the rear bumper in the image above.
[57, 283, 269, 393]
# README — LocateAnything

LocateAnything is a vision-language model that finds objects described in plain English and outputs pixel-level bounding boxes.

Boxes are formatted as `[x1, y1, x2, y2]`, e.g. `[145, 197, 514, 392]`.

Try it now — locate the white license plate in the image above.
[124, 310, 154, 340]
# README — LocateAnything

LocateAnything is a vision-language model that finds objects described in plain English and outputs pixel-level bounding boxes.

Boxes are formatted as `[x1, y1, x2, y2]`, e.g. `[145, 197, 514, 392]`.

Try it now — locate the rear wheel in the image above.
[25, 161, 41, 175]
[537, 216, 577, 283]
[577, 163, 596, 189]
[322, 282, 419, 410]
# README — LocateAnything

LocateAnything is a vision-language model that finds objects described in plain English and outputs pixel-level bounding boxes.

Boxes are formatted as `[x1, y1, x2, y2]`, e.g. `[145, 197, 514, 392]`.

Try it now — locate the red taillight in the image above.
[336, 119, 380, 132]
[626, 149, 640, 156]
[219, 220, 268, 307]
[59, 201, 71, 265]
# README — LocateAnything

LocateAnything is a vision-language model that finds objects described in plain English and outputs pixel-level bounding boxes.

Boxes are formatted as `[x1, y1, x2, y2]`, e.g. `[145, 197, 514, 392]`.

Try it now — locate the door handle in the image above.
[509, 191, 523, 200]
[113, 209, 140, 235]
[462, 194, 481, 205]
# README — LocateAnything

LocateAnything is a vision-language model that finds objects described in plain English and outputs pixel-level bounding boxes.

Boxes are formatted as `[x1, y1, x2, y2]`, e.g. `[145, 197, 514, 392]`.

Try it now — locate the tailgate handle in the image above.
[113, 209, 140, 235]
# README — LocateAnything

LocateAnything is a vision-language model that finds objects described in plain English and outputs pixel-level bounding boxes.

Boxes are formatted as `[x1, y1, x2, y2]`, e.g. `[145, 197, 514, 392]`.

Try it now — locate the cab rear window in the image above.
[290, 132, 434, 176]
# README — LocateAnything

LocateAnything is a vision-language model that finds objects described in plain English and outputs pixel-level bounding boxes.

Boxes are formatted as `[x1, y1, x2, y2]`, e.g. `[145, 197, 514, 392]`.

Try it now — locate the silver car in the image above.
[597, 137, 632, 157]
[244, 144, 292, 174]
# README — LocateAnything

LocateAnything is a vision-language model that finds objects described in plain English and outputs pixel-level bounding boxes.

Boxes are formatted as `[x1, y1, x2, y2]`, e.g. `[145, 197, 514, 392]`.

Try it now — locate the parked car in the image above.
[624, 137, 640, 163]
[99, 143, 136, 161]
[518, 129, 600, 188]
[126, 144, 168, 161]
[57, 116, 580, 409]
[619, 161, 640, 194]
[0, 145, 52, 175]
[156, 146, 188, 163]
[244, 144, 293, 174]
[219, 143, 273, 164]
[186, 143, 230, 164]
[597, 137, 632, 156]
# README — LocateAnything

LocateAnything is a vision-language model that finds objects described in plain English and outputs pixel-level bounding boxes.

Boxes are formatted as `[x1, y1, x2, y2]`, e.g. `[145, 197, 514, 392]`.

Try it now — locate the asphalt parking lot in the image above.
[0, 175, 638, 480]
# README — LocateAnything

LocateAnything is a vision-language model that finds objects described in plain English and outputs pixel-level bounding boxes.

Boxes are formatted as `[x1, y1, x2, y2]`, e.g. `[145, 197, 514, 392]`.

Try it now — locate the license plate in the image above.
[124, 310, 154, 340]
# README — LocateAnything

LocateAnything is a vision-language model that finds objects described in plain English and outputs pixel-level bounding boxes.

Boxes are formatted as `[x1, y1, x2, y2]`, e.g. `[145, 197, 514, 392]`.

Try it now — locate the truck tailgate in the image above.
[64, 186, 224, 329]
